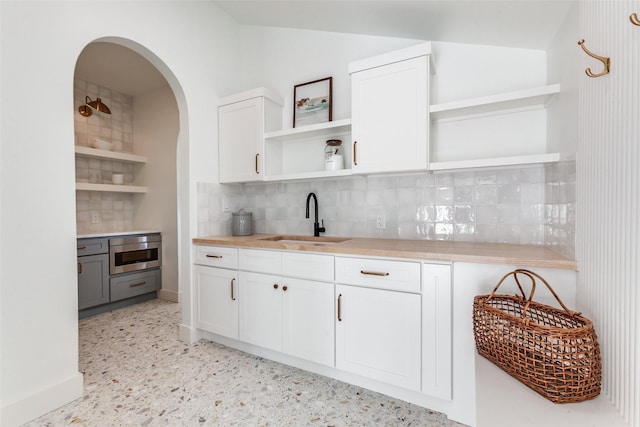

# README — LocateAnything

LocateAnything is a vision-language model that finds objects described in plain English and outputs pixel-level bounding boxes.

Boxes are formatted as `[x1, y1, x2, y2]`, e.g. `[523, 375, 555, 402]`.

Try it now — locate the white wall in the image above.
[0, 2, 240, 425]
[133, 85, 180, 302]
[237, 26, 420, 129]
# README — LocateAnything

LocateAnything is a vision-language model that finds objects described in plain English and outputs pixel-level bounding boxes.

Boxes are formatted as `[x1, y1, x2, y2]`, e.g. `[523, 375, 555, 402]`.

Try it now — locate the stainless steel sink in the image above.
[258, 235, 350, 245]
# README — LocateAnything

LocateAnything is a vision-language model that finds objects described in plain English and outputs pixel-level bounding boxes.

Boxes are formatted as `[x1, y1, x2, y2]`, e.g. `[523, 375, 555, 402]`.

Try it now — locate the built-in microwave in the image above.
[109, 234, 161, 275]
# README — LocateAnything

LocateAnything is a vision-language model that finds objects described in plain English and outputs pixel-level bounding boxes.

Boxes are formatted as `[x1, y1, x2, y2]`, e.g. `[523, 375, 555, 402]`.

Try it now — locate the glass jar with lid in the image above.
[324, 139, 344, 171]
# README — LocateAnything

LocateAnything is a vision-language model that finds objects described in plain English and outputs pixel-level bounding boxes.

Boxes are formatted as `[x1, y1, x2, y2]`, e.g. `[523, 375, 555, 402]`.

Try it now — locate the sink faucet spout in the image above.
[305, 192, 326, 237]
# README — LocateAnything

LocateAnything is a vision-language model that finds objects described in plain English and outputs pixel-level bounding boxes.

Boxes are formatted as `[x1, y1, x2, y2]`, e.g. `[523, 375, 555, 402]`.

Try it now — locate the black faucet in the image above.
[305, 192, 325, 237]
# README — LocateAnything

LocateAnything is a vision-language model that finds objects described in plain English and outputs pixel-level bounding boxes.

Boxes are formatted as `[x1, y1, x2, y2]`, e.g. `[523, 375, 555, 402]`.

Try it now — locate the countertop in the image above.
[78, 230, 161, 239]
[193, 234, 578, 271]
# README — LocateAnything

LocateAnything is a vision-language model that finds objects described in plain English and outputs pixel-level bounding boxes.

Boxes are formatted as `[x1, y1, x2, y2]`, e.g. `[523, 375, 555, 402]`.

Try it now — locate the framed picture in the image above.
[293, 77, 332, 128]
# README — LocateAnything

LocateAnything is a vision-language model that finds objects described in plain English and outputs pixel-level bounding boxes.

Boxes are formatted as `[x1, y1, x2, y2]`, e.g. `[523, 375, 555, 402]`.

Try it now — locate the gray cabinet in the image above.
[77, 238, 109, 310]
[110, 269, 160, 302]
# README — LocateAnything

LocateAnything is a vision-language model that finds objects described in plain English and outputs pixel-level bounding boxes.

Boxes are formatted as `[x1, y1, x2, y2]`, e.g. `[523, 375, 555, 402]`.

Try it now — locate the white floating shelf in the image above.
[263, 168, 352, 182]
[76, 183, 148, 193]
[265, 118, 352, 142]
[75, 146, 147, 164]
[429, 152, 566, 171]
[430, 84, 560, 121]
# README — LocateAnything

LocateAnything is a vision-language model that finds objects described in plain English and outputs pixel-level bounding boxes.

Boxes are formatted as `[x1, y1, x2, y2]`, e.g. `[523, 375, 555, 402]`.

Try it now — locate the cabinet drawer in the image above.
[194, 245, 238, 269]
[110, 269, 160, 302]
[239, 248, 281, 274]
[282, 252, 334, 282]
[77, 237, 108, 256]
[335, 257, 421, 293]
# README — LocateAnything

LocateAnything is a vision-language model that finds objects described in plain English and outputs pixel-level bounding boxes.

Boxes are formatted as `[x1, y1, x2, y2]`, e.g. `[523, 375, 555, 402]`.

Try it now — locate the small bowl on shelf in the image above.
[91, 138, 115, 151]
[112, 173, 124, 185]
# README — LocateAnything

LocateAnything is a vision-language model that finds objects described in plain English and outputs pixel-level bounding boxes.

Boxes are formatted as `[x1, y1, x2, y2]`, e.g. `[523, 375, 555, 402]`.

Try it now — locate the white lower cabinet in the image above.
[194, 264, 238, 339]
[238, 250, 335, 367]
[281, 277, 335, 366]
[194, 246, 452, 401]
[335, 283, 422, 391]
[239, 271, 282, 351]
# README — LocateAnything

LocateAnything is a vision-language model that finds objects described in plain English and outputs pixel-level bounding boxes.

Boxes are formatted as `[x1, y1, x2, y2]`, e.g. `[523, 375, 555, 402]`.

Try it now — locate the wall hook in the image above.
[630, 13, 640, 26]
[578, 39, 610, 78]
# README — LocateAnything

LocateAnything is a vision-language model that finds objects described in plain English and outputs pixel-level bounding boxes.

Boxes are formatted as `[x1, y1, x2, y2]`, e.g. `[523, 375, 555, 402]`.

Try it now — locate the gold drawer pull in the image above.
[206, 254, 222, 259]
[337, 294, 342, 321]
[360, 270, 390, 277]
[129, 281, 146, 288]
[78, 262, 83, 274]
[255, 153, 260, 174]
[231, 278, 236, 301]
[77, 245, 87, 250]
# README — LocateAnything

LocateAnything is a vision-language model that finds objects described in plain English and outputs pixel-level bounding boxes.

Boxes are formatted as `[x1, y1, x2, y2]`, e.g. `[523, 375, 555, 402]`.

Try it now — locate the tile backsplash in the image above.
[75, 79, 135, 234]
[197, 161, 576, 258]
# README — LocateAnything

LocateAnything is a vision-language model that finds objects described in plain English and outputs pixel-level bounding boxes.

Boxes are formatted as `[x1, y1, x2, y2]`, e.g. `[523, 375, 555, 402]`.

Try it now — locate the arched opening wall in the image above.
[0, 3, 240, 426]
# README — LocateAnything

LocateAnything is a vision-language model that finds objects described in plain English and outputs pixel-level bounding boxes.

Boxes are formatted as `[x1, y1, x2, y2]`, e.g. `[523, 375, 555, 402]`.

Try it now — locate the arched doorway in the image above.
[74, 37, 188, 313]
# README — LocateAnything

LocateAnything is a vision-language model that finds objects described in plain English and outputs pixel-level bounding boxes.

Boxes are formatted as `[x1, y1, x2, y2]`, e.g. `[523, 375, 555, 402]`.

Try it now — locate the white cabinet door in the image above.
[218, 97, 264, 183]
[282, 277, 335, 367]
[239, 271, 282, 351]
[335, 284, 421, 391]
[422, 263, 452, 400]
[194, 265, 238, 339]
[351, 55, 429, 174]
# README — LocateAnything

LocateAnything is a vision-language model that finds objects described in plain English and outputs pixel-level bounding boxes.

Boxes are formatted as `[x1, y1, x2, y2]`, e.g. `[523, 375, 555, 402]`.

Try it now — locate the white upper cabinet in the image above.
[218, 88, 283, 183]
[349, 43, 430, 174]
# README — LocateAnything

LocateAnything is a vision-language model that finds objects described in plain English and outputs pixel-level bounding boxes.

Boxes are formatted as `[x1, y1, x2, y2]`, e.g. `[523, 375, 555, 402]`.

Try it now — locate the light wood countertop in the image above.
[193, 234, 577, 271]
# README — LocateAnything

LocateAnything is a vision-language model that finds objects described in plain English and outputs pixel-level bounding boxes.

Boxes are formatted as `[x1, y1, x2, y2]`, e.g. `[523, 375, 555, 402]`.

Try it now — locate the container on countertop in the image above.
[232, 209, 253, 236]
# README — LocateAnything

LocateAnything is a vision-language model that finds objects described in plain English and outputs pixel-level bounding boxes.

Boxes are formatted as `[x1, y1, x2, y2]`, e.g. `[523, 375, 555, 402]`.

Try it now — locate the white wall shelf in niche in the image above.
[263, 118, 353, 181]
[429, 84, 560, 122]
[428, 84, 567, 171]
[75, 183, 148, 193]
[74, 146, 147, 164]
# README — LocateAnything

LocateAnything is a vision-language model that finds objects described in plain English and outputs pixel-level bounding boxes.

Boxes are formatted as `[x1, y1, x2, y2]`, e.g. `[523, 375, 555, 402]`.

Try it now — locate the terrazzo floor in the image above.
[26, 299, 466, 426]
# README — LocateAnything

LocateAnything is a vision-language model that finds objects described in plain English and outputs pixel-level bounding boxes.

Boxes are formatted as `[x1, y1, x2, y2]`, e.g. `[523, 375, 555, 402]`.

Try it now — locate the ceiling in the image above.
[75, 42, 167, 96]
[213, 0, 576, 50]
[74, 1, 575, 96]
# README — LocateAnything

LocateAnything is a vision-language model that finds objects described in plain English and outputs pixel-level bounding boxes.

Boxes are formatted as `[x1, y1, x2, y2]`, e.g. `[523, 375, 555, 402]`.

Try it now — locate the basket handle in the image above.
[486, 270, 529, 302]
[514, 269, 578, 317]
[487, 269, 579, 318]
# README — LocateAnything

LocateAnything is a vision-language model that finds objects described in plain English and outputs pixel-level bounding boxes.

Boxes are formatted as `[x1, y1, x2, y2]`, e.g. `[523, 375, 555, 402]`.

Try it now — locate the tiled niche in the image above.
[74, 79, 136, 234]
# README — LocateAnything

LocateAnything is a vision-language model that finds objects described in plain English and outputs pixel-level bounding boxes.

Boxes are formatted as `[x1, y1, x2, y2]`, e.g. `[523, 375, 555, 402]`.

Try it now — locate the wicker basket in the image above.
[473, 269, 601, 403]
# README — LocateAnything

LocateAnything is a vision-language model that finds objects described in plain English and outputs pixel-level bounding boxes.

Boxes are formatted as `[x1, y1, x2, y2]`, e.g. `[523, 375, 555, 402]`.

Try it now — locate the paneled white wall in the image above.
[577, 1, 640, 425]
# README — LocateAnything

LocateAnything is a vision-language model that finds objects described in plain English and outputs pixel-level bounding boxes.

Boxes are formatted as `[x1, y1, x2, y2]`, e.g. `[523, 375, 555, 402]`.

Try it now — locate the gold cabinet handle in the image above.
[360, 270, 390, 277]
[282, 285, 288, 291]
[273, 283, 279, 289]
[78, 262, 82, 274]
[77, 245, 86, 250]
[337, 294, 342, 321]
[206, 254, 222, 259]
[353, 141, 358, 166]
[231, 278, 236, 301]
[129, 281, 146, 288]
[255, 153, 260, 174]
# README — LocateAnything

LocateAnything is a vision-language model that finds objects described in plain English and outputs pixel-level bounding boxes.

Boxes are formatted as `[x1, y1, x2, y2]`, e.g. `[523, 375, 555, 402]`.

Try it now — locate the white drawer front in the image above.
[282, 252, 334, 282]
[194, 245, 238, 269]
[335, 257, 421, 293]
[239, 248, 282, 274]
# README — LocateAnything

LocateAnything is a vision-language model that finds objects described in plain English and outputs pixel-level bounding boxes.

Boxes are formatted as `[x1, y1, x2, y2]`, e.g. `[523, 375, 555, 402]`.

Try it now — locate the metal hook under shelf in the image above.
[578, 39, 610, 78]
[630, 13, 640, 26]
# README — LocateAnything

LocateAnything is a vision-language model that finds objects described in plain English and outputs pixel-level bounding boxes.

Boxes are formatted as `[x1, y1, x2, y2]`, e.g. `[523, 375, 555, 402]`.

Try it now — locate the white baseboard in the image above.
[1, 372, 83, 427]
[158, 288, 180, 303]
[179, 323, 199, 344]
